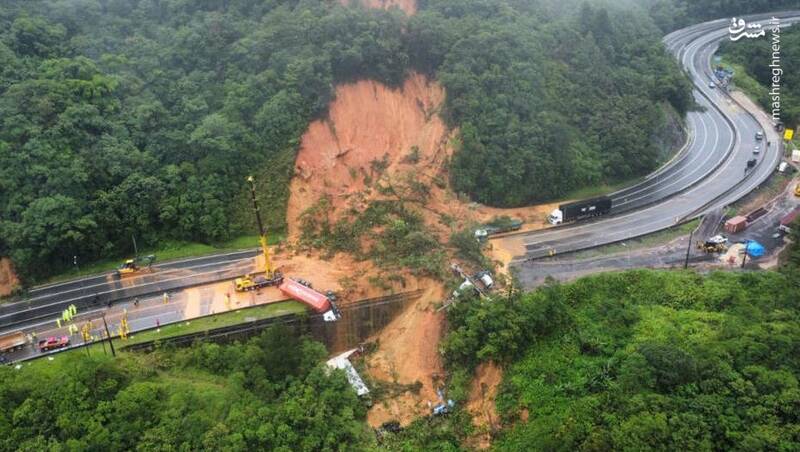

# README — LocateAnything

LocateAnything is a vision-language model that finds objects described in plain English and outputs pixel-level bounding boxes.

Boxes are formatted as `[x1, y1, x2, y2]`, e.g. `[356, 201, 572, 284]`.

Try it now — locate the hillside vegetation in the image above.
[719, 25, 800, 127]
[0, 328, 373, 451]
[428, 230, 800, 450]
[645, 0, 800, 32]
[0, 0, 692, 281]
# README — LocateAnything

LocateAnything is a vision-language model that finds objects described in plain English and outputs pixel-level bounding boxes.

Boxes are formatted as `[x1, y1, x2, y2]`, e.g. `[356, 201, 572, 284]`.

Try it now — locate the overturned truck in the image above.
[279, 279, 341, 322]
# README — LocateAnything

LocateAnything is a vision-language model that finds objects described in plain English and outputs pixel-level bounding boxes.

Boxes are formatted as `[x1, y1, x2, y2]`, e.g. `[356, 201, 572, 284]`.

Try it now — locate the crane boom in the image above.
[234, 176, 283, 292]
[247, 176, 272, 275]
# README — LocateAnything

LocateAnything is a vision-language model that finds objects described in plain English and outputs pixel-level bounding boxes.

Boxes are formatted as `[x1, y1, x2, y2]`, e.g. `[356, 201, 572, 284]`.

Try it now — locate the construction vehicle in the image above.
[795, 183, 800, 197]
[38, 336, 69, 352]
[0, 331, 26, 354]
[115, 255, 156, 277]
[234, 176, 284, 292]
[698, 234, 729, 253]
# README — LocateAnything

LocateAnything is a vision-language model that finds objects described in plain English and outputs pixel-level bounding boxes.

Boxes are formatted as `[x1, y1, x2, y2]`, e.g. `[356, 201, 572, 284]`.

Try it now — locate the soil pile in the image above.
[466, 362, 503, 449]
[364, 283, 446, 427]
[287, 73, 451, 237]
[286, 72, 556, 244]
[0, 258, 19, 297]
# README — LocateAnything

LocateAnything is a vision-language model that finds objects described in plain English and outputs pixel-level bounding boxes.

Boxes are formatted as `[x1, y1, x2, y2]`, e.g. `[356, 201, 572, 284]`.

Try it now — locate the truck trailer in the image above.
[548, 196, 612, 225]
[278, 279, 341, 322]
[0, 331, 26, 354]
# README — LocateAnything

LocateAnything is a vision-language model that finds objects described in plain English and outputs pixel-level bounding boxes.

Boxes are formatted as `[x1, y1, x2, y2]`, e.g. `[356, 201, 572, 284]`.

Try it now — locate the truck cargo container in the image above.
[779, 208, 800, 233]
[279, 279, 340, 321]
[474, 217, 523, 241]
[725, 216, 748, 234]
[746, 207, 768, 223]
[548, 196, 612, 225]
[0, 331, 26, 354]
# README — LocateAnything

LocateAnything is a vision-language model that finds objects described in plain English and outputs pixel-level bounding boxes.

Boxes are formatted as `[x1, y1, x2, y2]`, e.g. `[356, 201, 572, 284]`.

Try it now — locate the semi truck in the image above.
[0, 331, 26, 354]
[278, 279, 341, 322]
[548, 196, 613, 225]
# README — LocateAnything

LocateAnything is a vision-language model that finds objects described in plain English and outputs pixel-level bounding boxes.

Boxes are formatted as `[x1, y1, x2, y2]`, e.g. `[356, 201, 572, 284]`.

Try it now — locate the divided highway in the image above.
[508, 12, 800, 266]
[0, 250, 258, 333]
[2, 12, 798, 334]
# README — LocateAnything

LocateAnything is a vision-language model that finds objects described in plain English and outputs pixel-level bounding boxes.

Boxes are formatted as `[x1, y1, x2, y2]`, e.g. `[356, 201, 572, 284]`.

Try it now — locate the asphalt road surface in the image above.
[4, 281, 290, 362]
[2, 12, 798, 336]
[503, 13, 800, 266]
[0, 250, 259, 334]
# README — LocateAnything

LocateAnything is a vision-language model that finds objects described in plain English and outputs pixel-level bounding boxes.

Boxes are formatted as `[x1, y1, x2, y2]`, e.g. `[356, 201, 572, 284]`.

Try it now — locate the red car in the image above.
[38, 336, 70, 352]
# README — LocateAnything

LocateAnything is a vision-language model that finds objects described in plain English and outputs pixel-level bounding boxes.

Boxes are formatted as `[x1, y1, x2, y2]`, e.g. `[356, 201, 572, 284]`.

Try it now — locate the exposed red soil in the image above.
[339, 0, 417, 15]
[466, 362, 503, 449]
[283, 71, 556, 428]
[364, 283, 446, 427]
[286, 73, 555, 246]
[0, 258, 20, 297]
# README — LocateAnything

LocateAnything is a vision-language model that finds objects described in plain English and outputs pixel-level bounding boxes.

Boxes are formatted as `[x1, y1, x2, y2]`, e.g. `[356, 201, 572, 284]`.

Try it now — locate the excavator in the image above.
[115, 255, 156, 277]
[234, 176, 284, 292]
[697, 234, 729, 254]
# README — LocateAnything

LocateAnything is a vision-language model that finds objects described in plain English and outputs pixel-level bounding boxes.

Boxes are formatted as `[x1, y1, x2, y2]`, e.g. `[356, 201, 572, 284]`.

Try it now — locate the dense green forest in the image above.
[433, 1, 692, 207]
[0, 0, 696, 281]
[4, 238, 800, 450]
[0, 328, 374, 450]
[719, 24, 800, 127]
[0, 0, 414, 281]
[433, 234, 800, 450]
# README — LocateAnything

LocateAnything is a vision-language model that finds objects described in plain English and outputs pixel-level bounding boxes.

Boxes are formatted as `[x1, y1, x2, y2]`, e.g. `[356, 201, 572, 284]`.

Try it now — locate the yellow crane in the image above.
[234, 176, 284, 292]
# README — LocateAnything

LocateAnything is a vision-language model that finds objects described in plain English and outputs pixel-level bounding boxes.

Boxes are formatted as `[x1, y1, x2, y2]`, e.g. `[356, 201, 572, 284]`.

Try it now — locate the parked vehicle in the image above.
[0, 331, 26, 354]
[779, 208, 800, 234]
[548, 196, 612, 225]
[725, 216, 748, 234]
[38, 336, 70, 352]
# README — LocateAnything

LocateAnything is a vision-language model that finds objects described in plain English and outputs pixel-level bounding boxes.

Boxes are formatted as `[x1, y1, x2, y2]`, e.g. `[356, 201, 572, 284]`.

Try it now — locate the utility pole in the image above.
[102, 314, 116, 357]
[741, 242, 749, 269]
[684, 230, 694, 269]
[132, 235, 139, 259]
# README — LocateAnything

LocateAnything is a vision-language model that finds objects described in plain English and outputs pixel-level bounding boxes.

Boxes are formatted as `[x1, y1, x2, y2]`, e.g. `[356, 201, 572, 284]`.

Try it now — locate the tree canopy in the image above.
[719, 25, 800, 128]
[0, 328, 372, 451]
[442, 267, 800, 450]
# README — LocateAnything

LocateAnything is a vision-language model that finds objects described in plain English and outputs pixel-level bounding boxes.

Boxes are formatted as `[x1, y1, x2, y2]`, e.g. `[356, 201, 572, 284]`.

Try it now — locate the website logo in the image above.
[729, 18, 766, 41]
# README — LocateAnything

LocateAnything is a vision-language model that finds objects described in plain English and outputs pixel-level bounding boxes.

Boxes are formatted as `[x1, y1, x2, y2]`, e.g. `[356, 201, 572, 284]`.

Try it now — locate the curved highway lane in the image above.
[508, 12, 800, 265]
[2, 13, 797, 333]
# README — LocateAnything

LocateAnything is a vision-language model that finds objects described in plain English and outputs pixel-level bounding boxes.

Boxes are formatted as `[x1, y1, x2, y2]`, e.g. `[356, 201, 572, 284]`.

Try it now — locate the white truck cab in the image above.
[548, 208, 563, 225]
